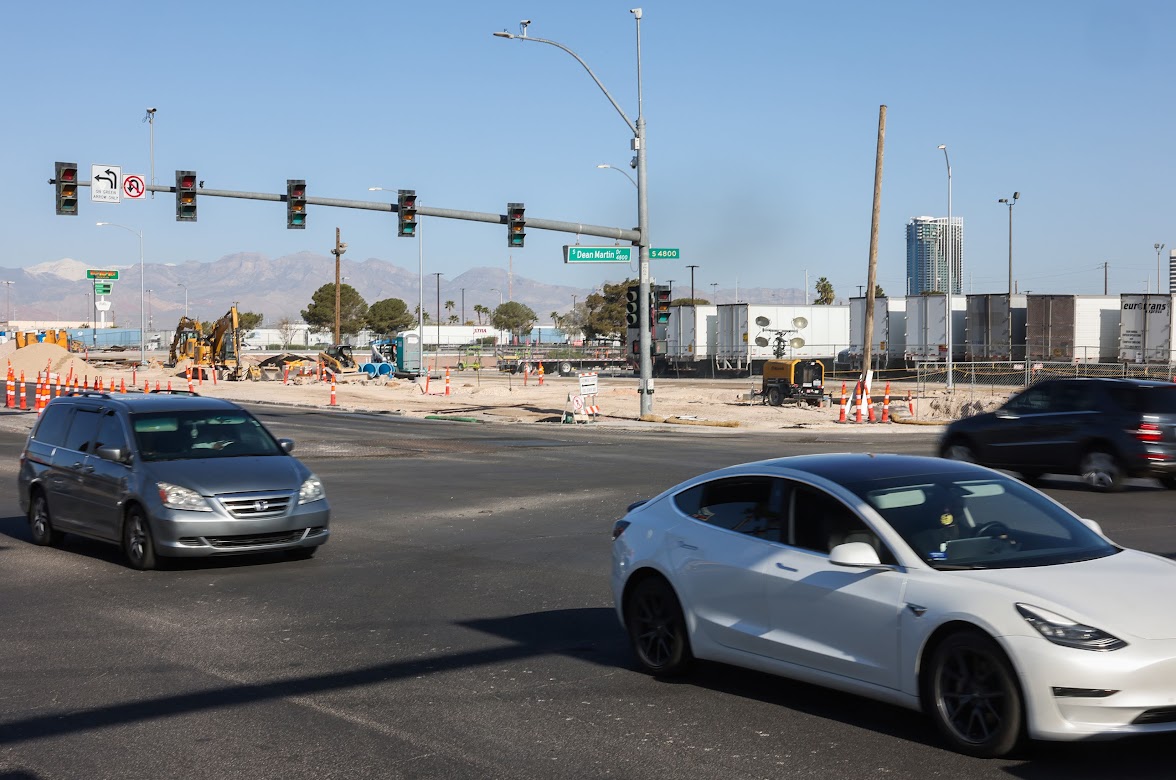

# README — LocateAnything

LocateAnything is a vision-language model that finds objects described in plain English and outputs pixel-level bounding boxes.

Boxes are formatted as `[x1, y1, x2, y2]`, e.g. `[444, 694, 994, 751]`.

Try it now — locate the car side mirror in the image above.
[829, 541, 883, 567]
[278, 438, 295, 454]
[1079, 518, 1107, 538]
[995, 408, 1017, 419]
[95, 445, 127, 464]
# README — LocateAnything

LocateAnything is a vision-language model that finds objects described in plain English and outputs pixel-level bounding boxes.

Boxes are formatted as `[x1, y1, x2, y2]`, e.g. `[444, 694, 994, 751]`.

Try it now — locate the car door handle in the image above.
[775, 562, 798, 572]
[677, 542, 699, 550]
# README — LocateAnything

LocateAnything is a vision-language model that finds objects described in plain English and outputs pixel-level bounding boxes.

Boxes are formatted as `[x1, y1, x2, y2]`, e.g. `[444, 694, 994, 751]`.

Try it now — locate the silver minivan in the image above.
[18, 390, 330, 569]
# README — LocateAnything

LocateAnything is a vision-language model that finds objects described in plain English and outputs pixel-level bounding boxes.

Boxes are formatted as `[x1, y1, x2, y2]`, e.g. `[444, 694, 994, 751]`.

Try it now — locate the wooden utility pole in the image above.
[861, 105, 886, 393]
[331, 227, 347, 344]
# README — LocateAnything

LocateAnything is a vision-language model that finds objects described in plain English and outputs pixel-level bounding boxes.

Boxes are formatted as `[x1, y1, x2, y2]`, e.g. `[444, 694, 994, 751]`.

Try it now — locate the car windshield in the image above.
[841, 472, 1118, 570]
[131, 410, 283, 462]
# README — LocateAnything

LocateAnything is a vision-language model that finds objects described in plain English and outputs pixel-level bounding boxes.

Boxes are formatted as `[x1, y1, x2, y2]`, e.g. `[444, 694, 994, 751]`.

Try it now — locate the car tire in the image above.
[941, 439, 976, 463]
[559, 361, 573, 377]
[123, 506, 158, 571]
[28, 490, 64, 547]
[923, 629, 1024, 758]
[1017, 471, 1044, 487]
[1159, 476, 1176, 490]
[624, 576, 693, 677]
[1079, 450, 1123, 493]
[766, 386, 783, 407]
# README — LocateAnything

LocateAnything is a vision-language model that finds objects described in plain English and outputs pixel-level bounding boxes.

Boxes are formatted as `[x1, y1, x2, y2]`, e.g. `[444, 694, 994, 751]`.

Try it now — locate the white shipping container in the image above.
[715, 304, 849, 368]
[665, 305, 718, 360]
[1119, 294, 1176, 364]
[904, 295, 966, 362]
[848, 296, 907, 368]
[965, 294, 1027, 360]
[1026, 295, 1120, 363]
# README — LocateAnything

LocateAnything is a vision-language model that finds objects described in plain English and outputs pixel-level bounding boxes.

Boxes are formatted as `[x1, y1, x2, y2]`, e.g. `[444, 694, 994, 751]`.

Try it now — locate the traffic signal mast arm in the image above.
[51, 177, 642, 244]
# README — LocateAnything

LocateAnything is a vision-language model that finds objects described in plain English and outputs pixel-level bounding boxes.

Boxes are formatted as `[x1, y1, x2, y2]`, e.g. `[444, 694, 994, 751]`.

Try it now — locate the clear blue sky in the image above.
[4, 1, 1174, 302]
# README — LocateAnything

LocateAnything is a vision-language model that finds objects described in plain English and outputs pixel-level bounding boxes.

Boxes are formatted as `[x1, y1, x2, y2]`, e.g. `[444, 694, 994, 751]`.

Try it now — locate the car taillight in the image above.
[1132, 423, 1163, 444]
[612, 520, 631, 540]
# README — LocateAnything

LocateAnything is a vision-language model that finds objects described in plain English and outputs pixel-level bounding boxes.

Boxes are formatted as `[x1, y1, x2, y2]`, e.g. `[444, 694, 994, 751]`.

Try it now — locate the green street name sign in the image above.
[93, 282, 113, 295]
[563, 246, 633, 264]
[650, 248, 680, 259]
[87, 269, 120, 280]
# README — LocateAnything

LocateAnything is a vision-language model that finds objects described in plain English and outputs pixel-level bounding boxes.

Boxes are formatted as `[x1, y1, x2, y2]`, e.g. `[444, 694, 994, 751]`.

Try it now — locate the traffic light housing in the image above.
[55, 162, 78, 216]
[507, 202, 525, 248]
[654, 285, 672, 324]
[397, 190, 417, 237]
[176, 171, 197, 222]
[287, 179, 306, 229]
[625, 284, 641, 326]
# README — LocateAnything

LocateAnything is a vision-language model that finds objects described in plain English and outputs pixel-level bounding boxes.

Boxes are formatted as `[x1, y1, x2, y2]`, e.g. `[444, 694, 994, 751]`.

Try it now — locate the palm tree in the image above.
[444, 300, 455, 320]
[473, 304, 488, 325]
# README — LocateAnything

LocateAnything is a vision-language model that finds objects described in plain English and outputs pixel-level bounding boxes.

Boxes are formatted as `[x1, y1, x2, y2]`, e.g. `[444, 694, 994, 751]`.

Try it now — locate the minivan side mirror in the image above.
[278, 438, 295, 453]
[96, 445, 127, 464]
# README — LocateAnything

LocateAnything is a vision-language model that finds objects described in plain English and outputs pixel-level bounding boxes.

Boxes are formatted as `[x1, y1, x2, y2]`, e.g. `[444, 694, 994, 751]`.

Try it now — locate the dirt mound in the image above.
[2, 342, 106, 383]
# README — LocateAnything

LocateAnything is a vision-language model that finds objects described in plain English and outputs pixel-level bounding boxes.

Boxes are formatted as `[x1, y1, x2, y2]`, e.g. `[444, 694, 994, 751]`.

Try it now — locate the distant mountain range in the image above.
[1, 253, 806, 328]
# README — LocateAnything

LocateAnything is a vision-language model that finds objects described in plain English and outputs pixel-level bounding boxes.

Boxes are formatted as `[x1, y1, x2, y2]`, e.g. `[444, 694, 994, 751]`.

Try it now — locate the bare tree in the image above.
[276, 316, 300, 349]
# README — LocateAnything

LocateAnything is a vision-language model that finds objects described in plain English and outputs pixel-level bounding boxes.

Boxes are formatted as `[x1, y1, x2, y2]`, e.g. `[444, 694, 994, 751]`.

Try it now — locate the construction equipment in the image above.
[166, 307, 254, 380]
[759, 359, 825, 406]
[318, 344, 360, 375]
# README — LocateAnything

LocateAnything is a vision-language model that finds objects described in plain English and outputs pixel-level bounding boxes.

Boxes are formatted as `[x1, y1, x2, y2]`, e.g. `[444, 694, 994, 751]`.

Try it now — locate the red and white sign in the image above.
[122, 174, 146, 200]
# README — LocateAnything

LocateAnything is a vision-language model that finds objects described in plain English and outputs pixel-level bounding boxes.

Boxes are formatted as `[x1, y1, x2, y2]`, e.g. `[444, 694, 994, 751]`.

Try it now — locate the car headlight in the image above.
[1016, 604, 1127, 651]
[299, 475, 325, 505]
[157, 482, 213, 512]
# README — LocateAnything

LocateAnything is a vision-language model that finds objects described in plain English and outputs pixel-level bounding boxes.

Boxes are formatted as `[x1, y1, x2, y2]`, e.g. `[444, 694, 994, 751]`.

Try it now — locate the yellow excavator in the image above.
[167, 307, 257, 380]
[318, 344, 360, 375]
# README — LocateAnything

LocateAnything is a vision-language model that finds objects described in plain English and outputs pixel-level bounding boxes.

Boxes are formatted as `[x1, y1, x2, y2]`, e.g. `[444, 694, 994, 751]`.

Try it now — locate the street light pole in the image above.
[937, 145, 954, 390]
[494, 10, 653, 415]
[711, 283, 719, 303]
[177, 282, 189, 319]
[687, 265, 699, 303]
[432, 272, 443, 372]
[1156, 243, 1166, 294]
[97, 221, 146, 366]
[998, 192, 1019, 295]
[491, 288, 502, 309]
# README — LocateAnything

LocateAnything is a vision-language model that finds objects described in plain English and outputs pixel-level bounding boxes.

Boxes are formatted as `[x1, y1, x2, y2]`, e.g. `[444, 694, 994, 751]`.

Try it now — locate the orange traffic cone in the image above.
[837, 382, 847, 423]
[854, 382, 863, 423]
[120, 378, 127, 394]
[445, 368, 451, 396]
[19, 371, 27, 411]
[538, 363, 545, 386]
[881, 382, 891, 423]
[330, 375, 338, 406]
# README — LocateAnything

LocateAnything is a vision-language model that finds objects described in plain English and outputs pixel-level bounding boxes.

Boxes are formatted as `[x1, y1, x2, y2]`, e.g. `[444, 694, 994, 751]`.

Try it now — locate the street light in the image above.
[490, 288, 503, 308]
[936, 145, 954, 389]
[431, 272, 443, 372]
[494, 10, 654, 415]
[96, 221, 146, 366]
[1156, 243, 1166, 294]
[177, 282, 189, 319]
[710, 283, 719, 303]
[596, 163, 638, 189]
[370, 186, 424, 376]
[998, 192, 1019, 296]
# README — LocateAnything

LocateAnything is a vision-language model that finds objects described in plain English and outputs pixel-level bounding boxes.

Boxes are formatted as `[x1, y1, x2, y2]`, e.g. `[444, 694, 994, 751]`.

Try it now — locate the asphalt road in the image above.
[2, 408, 1175, 780]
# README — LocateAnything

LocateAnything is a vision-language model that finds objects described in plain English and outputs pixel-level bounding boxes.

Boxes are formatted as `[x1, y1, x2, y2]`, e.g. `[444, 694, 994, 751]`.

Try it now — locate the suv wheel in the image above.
[29, 491, 64, 546]
[1160, 476, 1176, 490]
[1079, 450, 1123, 493]
[123, 507, 159, 570]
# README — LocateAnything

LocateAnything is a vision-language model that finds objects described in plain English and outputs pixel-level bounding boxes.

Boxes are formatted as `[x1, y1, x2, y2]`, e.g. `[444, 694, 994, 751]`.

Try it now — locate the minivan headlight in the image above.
[299, 475, 325, 504]
[1016, 604, 1127, 651]
[157, 482, 213, 512]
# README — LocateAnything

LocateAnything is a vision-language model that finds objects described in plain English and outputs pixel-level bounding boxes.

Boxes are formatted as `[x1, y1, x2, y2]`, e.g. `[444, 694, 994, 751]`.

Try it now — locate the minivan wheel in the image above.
[123, 507, 158, 571]
[924, 630, 1024, 758]
[1079, 450, 1123, 492]
[625, 576, 693, 677]
[29, 491, 64, 546]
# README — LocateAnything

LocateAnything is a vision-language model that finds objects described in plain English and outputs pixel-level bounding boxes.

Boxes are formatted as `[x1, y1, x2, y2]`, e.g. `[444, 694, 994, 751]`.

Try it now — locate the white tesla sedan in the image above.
[610, 454, 1176, 757]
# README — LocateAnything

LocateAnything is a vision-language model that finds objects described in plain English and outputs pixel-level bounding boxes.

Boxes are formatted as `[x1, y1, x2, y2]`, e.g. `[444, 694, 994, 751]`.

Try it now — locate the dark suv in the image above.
[17, 391, 330, 569]
[938, 378, 1176, 491]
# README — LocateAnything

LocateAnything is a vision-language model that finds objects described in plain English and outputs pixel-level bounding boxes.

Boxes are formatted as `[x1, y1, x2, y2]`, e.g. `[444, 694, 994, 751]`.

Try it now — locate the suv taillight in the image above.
[612, 520, 631, 540]
[1133, 423, 1163, 444]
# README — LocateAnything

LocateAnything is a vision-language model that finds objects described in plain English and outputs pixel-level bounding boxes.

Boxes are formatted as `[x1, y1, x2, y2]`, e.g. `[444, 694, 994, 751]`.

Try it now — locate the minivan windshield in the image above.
[131, 410, 283, 461]
[842, 473, 1119, 569]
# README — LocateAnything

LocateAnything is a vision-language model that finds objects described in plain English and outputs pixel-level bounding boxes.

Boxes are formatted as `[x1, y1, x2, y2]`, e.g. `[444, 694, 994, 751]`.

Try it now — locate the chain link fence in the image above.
[916, 360, 1176, 403]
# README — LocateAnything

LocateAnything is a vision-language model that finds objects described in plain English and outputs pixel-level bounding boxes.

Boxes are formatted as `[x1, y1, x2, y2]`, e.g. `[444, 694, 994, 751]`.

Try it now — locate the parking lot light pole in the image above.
[96, 221, 146, 366]
[494, 10, 654, 415]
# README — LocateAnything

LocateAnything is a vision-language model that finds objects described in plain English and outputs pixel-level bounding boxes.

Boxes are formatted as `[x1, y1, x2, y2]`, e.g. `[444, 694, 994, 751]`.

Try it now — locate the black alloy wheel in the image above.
[925, 630, 1023, 758]
[28, 491, 64, 546]
[123, 507, 158, 571]
[625, 577, 693, 677]
[1079, 450, 1123, 493]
